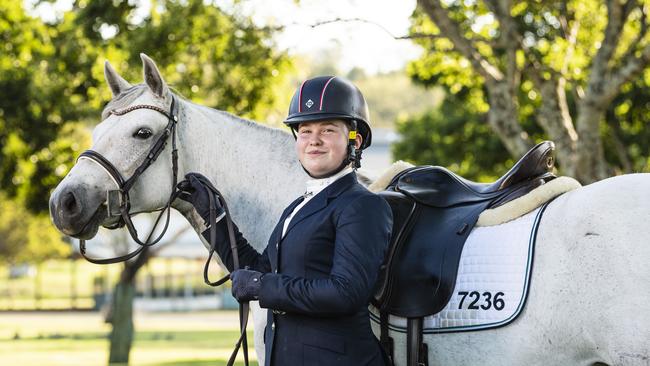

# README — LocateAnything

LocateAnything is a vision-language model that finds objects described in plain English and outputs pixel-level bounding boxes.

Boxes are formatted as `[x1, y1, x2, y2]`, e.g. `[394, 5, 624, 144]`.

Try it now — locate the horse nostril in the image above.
[61, 191, 82, 217]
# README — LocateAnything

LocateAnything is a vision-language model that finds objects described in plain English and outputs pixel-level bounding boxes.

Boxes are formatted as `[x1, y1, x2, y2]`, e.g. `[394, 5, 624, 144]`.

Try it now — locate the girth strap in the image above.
[406, 317, 428, 366]
[380, 310, 395, 366]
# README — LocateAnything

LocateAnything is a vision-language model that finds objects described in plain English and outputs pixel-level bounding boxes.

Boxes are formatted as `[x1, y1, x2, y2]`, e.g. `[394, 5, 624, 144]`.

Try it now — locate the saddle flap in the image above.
[376, 199, 491, 318]
[374, 191, 418, 303]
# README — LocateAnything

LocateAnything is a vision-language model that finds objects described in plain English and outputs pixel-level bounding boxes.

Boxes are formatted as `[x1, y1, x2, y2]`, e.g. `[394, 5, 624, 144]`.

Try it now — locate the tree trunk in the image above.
[575, 99, 610, 183]
[485, 82, 531, 157]
[108, 280, 135, 365]
[534, 78, 579, 177]
[106, 248, 149, 365]
[104, 227, 186, 365]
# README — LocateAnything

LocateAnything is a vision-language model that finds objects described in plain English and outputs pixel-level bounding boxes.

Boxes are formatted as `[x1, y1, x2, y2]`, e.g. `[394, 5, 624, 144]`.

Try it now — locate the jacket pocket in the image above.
[301, 326, 346, 354]
[301, 327, 346, 366]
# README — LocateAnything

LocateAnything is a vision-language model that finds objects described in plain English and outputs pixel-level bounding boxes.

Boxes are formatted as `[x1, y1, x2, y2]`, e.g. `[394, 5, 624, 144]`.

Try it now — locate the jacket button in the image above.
[275, 242, 279, 250]
[271, 322, 275, 331]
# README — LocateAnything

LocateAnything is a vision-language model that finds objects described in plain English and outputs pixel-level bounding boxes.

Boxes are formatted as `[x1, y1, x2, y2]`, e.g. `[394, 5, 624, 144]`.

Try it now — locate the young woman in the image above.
[180, 76, 392, 366]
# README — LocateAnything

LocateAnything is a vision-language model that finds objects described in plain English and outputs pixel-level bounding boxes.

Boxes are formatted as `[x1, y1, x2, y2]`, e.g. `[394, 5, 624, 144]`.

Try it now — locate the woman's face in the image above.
[296, 120, 358, 177]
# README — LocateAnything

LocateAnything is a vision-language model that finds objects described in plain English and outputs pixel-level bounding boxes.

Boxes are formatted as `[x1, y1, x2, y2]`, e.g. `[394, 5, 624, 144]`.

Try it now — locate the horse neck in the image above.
[174, 100, 305, 249]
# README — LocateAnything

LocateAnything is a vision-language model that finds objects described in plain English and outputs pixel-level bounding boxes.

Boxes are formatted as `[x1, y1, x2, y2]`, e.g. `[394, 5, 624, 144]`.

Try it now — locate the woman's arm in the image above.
[203, 222, 271, 273]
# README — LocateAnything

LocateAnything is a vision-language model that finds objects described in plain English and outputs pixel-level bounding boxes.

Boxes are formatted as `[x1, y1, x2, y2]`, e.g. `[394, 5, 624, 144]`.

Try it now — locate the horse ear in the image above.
[104, 61, 132, 97]
[140, 53, 168, 97]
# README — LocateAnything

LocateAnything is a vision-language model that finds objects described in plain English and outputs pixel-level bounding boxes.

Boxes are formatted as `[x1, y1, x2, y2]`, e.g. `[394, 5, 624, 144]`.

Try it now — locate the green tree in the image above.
[0, 193, 70, 264]
[0, 1, 89, 211]
[2, 1, 292, 364]
[409, 0, 650, 183]
[393, 92, 507, 181]
[603, 68, 650, 174]
[1, 0, 292, 213]
[354, 71, 444, 129]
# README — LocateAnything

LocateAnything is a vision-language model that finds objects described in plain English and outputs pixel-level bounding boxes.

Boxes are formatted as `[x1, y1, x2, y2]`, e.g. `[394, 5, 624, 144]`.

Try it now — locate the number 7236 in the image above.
[457, 291, 505, 311]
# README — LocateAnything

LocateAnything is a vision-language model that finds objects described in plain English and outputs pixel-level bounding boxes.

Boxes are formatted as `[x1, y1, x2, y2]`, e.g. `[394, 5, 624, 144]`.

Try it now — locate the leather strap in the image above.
[407, 317, 428, 366]
[380, 310, 395, 366]
[201, 178, 249, 366]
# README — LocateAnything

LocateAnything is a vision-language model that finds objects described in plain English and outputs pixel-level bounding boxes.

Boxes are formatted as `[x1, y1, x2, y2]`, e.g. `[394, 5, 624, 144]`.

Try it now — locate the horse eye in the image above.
[133, 128, 153, 139]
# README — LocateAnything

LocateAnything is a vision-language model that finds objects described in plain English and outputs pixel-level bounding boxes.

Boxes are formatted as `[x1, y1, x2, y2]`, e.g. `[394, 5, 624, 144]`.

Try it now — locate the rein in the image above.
[76, 96, 249, 366]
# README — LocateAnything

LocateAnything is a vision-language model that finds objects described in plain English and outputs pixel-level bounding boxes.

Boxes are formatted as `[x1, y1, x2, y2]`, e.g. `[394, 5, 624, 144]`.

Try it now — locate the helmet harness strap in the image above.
[346, 119, 362, 170]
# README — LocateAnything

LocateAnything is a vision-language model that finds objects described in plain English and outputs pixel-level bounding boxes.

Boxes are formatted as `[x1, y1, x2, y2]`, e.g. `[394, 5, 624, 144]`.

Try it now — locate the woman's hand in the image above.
[231, 268, 265, 302]
[177, 172, 224, 226]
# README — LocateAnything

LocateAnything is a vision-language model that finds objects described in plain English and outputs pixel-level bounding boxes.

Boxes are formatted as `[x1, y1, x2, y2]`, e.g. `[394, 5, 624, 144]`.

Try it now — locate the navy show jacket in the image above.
[215, 172, 392, 366]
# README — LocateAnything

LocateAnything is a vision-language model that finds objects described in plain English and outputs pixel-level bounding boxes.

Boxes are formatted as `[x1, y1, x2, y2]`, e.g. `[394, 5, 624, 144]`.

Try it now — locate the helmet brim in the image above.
[284, 112, 365, 126]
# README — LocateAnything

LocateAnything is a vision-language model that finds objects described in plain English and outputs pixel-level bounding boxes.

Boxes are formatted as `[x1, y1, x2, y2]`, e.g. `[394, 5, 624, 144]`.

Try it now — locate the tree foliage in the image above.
[354, 71, 444, 129]
[0, 193, 70, 264]
[0, 0, 291, 265]
[0, 0, 291, 214]
[407, 0, 650, 183]
[393, 92, 508, 181]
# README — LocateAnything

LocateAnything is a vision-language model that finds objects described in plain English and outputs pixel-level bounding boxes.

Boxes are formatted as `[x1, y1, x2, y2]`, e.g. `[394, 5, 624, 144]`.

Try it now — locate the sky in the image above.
[26, 0, 422, 75]
[232, 0, 422, 74]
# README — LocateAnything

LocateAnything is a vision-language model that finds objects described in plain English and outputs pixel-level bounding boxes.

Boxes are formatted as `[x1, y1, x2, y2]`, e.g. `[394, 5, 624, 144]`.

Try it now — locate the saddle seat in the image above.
[394, 140, 556, 209]
[373, 141, 557, 319]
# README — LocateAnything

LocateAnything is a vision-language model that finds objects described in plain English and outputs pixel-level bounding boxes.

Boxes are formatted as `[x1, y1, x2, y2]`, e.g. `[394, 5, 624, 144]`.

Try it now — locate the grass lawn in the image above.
[0, 310, 257, 366]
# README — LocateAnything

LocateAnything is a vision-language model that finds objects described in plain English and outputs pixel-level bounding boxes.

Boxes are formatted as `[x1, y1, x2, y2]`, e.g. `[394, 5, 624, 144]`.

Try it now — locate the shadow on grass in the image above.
[140, 359, 258, 366]
[133, 330, 256, 349]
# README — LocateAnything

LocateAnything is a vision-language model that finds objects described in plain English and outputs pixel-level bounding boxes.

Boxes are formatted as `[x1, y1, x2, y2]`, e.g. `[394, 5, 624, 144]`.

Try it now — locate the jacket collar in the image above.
[281, 172, 357, 237]
[323, 171, 357, 199]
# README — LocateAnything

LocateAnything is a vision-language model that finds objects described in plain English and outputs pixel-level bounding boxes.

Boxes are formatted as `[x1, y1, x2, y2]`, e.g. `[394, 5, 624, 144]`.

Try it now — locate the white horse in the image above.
[50, 55, 650, 366]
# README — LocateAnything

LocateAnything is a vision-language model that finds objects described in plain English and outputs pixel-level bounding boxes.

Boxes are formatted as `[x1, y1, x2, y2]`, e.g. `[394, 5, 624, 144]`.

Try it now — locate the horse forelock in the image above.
[101, 84, 167, 120]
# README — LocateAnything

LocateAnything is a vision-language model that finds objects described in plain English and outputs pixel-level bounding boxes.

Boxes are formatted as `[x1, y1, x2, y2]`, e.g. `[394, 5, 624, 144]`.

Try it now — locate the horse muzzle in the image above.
[49, 183, 105, 239]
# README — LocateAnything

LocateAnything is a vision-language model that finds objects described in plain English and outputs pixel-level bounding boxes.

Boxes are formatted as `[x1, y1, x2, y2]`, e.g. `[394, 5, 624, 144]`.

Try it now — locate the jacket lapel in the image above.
[272, 196, 304, 243]
[268, 196, 305, 270]
[284, 173, 357, 236]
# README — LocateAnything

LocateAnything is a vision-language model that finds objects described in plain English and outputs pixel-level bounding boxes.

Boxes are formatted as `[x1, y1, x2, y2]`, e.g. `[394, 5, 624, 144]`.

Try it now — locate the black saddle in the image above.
[373, 141, 556, 366]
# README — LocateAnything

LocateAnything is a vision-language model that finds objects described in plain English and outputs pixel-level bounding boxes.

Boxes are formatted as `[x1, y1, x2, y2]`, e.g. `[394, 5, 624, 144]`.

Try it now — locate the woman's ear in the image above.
[355, 134, 363, 150]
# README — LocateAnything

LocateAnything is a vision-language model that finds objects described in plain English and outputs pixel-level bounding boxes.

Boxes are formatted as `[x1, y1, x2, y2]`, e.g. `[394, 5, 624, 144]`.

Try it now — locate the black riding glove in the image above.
[231, 268, 265, 302]
[177, 173, 226, 230]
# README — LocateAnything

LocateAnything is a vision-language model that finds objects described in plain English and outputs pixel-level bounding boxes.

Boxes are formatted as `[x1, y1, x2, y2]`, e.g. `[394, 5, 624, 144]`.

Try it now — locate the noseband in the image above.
[76, 97, 180, 264]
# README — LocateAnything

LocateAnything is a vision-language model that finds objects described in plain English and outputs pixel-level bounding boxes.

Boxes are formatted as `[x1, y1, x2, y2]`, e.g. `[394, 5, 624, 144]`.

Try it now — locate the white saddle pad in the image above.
[370, 201, 550, 333]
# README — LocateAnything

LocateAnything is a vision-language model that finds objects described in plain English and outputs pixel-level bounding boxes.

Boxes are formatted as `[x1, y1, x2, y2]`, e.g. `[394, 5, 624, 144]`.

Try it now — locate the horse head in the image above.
[49, 54, 184, 240]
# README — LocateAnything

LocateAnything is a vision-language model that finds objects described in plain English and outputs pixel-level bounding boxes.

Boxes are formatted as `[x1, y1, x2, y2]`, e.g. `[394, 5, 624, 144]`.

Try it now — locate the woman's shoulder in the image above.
[341, 182, 391, 210]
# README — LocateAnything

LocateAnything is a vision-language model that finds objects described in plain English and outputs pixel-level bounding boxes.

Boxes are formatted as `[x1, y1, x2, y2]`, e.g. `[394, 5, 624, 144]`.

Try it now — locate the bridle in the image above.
[77, 97, 180, 263]
[76, 95, 250, 366]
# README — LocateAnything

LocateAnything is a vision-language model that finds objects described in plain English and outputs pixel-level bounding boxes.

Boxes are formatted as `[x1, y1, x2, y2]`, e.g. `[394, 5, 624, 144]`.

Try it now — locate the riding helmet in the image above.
[284, 76, 372, 149]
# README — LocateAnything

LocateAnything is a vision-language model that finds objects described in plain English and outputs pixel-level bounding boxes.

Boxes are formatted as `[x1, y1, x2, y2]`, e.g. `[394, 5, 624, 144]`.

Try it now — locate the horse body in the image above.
[413, 174, 649, 366]
[49, 56, 650, 366]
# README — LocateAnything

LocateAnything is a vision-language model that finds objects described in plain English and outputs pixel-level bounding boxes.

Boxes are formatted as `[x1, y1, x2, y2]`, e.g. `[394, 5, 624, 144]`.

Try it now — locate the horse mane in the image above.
[210, 108, 294, 141]
[101, 84, 150, 120]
